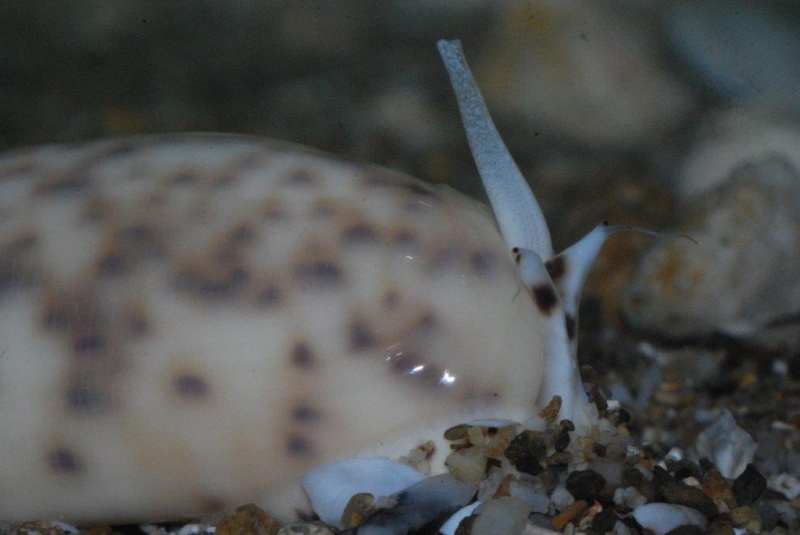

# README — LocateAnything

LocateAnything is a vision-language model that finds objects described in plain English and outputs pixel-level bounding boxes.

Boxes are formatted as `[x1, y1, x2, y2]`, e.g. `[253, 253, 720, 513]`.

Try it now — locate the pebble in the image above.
[676, 111, 800, 198]
[730, 505, 762, 533]
[565, 470, 606, 503]
[624, 154, 800, 348]
[550, 484, 575, 511]
[588, 456, 624, 487]
[348, 474, 476, 535]
[215, 503, 282, 535]
[731, 464, 766, 506]
[477, 0, 694, 148]
[631, 503, 706, 534]
[550, 500, 587, 532]
[652, 467, 718, 519]
[695, 410, 757, 479]
[509, 479, 550, 515]
[445, 445, 488, 484]
[767, 472, 800, 500]
[469, 497, 532, 535]
[700, 468, 736, 512]
[613, 486, 647, 510]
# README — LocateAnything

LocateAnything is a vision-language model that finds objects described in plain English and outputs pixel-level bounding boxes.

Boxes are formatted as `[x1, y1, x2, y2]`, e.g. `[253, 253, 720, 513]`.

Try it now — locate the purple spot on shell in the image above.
[48, 447, 83, 473]
[172, 374, 211, 399]
[286, 434, 313, 457]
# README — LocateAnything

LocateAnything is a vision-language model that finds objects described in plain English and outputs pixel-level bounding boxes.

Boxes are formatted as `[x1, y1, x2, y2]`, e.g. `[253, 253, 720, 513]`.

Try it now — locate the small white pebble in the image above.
[613, 486, 647, 510]
[445, 445, 487, 484]
[665, 447, 684, 461]
[625, 445, 644, 463]
[632, 503, 706, 534]
[767, 473, 800, 500]
[695, 410, 756, 478]
[550, 484, 575, 511]
[470, 497, 532, 535]
[680, 476, 702, 489]
[509, 480, 550, 514]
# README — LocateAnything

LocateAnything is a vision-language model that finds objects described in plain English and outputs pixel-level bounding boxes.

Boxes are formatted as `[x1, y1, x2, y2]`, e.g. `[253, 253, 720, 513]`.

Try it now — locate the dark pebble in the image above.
[515, 455, 544, 476]
[566, 470, 606, 502]
[732, 463, 766, 506]
[555, 426, 571, 452]
[706, 514, 735, 534]
[505, 430, 547, 475]
[654, 470, 718, 519]
[591, 508, 618, 532]
[667, 459, 703, 481]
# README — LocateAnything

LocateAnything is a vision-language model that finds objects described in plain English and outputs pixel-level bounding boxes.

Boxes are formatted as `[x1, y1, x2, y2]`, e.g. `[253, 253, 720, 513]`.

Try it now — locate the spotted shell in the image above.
[0, 134, 547, 523]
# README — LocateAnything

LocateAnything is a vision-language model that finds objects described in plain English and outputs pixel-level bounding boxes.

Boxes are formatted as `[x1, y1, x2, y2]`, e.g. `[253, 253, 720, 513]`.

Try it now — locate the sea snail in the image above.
[0, 40, 626, 526]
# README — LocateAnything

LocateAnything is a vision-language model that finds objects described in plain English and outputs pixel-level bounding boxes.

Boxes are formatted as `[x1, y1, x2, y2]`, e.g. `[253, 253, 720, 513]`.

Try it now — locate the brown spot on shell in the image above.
[48, 447, 83, 473]
[311, 197, 337, 218]
[469, 249, 496, 277]
[387, 225, 418, 249]
[95, 221, 165, 277]
[33, 173, 90, 196]
[172, 373, 212, 399]
[253, 278, 283, 308]
[65, 383, 113, 412]
[340, 219, 378, 245]
[349, 315, 377, 351]
[286, 433, 313, 457]
[173, 256, 250, 300]
[427, 244, 464, 272]
[102, 142, 139, 159]
[291, 401, 321, 424]
[362, 173, 441, 202]
[121, 300, 151, 338]
[170, 167, 199, 186]
[209, 173, 236, 188]
[532, 285, 558, 315]
[382, 288, 400, 310]
[33, 141, 139, 197]
[41, 289, 102, 331]
[292, 246, 344, 290]
[290, 342, 315, 369]
[227, 222, 257, 244]
[81, 196, 114, 223]
[71, 330, 108, 356]
[0, 231, 40, 290]
[413, 311, 438, 334]
[260, 197, 288, 221]
[0, 160, 35, 180]
[282, 168, 317, 187]
[546, 256, 566, 282]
